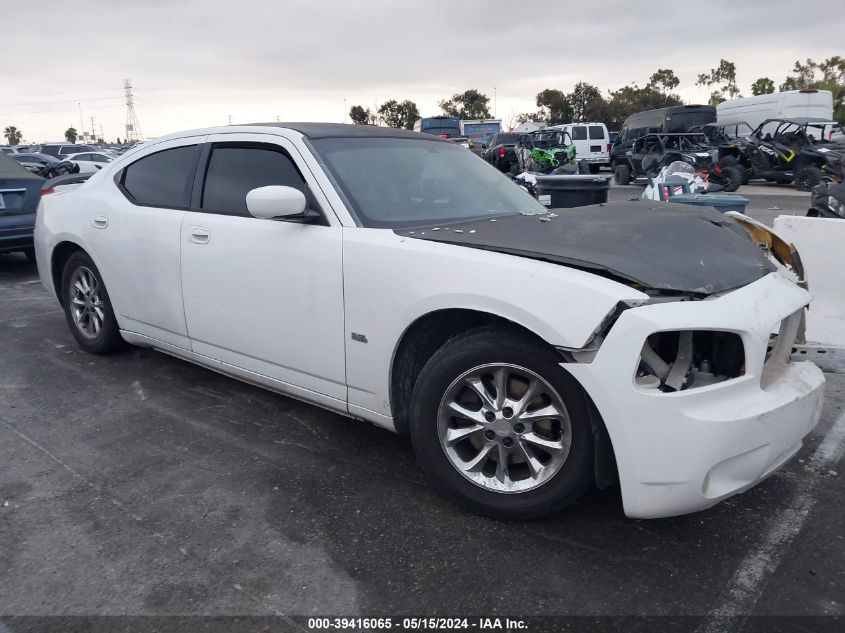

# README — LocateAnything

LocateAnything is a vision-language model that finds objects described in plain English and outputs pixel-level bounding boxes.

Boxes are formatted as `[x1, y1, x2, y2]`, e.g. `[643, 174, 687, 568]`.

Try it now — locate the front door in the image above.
[179, 134, 347, 403]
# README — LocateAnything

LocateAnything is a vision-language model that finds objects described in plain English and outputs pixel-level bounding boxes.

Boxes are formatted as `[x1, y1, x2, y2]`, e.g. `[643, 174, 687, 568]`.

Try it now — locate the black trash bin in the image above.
[534, 174, 611, 209]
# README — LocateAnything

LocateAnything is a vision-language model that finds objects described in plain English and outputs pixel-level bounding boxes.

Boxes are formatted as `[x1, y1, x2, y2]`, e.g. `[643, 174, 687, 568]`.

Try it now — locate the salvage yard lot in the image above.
[1, 191, 843, 626]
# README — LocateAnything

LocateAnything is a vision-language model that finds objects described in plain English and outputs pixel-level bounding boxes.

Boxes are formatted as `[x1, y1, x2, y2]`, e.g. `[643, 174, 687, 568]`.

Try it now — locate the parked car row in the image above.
[10, 150, 114, 177]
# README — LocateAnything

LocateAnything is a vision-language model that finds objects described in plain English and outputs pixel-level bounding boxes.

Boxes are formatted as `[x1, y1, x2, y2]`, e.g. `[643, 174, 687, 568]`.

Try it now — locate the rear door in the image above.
[587, 124, 609, 161]
[569, 125, 589, 159]
[96, 137, 204, 349]
[179, 133, 347, 403]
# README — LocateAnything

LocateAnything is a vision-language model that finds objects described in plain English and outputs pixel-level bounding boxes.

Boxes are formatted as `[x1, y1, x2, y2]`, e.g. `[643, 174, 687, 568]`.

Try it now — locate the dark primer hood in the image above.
[395, 202, 775, 296]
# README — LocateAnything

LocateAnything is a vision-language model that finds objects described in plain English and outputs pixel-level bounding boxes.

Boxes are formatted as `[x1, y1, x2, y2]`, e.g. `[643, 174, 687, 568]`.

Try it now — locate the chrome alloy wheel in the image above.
[437, 363, 572, 493]
[69, 266, 105, 339]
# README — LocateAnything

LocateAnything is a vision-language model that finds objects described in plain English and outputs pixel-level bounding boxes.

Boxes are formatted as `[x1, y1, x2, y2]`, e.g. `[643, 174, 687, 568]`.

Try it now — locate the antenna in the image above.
[123, 79, 143, 141]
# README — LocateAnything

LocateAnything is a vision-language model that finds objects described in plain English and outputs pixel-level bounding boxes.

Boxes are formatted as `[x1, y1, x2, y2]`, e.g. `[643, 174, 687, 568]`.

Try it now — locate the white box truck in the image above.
[717, 89, 833, 130]
[460, 119, 501, 154]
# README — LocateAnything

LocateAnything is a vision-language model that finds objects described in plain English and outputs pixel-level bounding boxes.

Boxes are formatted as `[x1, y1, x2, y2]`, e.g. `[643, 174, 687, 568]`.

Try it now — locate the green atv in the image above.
[514, 129, 577, 174]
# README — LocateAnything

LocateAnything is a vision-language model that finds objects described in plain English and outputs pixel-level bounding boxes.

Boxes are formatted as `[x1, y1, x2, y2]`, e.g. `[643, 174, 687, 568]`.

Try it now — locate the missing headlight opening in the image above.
[637, 330, 745, 392]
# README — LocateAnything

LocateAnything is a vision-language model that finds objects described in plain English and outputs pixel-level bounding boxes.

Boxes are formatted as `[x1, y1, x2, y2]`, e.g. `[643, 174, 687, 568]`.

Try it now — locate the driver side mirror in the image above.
[246, 186, 307, 219]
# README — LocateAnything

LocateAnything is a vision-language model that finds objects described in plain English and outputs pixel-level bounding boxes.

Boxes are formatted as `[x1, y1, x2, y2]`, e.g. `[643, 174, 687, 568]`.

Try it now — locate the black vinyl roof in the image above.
[248, 122, 444, 141]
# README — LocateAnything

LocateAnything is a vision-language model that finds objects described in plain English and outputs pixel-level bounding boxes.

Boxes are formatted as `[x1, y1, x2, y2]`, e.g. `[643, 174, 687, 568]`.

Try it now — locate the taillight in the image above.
[607, 143, 611, 152]
[438, 134, 449, 138]
[498, 147, 506, 158]
[41, 187, 56, 195]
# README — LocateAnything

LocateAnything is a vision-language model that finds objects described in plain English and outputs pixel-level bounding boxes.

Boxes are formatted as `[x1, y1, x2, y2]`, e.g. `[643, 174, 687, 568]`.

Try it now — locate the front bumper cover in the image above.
[564, 272, 825, 518]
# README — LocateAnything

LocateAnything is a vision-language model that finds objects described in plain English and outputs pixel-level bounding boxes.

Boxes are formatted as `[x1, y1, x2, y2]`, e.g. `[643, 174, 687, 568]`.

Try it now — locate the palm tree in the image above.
[65, 127, 78, 143]
[4, 126, 23, 146]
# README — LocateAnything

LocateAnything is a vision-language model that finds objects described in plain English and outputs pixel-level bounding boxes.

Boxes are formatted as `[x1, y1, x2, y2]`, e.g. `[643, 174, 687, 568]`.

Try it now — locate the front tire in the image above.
[61, 251, 126, 354]
[408, 327, 595, 520]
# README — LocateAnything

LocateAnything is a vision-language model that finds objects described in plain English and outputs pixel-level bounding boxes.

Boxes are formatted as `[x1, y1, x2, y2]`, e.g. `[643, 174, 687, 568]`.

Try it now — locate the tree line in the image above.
[348, 56, 845, 131]
[5, 57, 842, 144]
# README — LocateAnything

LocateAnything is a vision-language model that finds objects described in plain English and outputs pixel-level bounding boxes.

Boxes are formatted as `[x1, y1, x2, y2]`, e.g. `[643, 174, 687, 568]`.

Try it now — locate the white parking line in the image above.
[696, 409, 845, 632]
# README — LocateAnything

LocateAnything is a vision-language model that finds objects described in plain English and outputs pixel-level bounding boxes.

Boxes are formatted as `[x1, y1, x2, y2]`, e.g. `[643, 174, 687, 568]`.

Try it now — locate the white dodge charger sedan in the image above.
[33, 123, 825, 520]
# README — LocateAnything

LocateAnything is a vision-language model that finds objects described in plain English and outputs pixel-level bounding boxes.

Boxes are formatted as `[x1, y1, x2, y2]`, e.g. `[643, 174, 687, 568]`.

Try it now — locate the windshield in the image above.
[312, 137, 546, 228]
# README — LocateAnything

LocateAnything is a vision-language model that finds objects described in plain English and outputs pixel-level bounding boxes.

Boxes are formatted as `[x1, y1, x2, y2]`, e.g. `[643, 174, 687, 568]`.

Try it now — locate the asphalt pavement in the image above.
[1, 183, 843, 632]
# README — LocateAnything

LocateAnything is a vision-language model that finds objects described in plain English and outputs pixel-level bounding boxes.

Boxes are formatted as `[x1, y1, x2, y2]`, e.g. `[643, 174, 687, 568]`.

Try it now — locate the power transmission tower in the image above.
[123, 79, 143, 141]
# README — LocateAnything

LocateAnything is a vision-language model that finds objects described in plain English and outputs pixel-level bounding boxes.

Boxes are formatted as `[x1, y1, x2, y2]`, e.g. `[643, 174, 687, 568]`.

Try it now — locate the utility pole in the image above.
[493, 86, 497, 118]
[90, 116, 96, 141]
[228, 114, 233, 125]
[123, 79, 143, 141]
[78, 102, 85, 141]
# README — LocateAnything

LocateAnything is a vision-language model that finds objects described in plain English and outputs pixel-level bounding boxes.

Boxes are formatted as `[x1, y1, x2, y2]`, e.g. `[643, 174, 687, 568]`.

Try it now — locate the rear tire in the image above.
[795, 165, 822, 192]
[61, 251, 127, 354]
[23, 248, 36, 263]
[588, 164, 600, 174]
[614, 164, 631, 185]
[721, 165, 743, 192]
[408, 327, 595, 520]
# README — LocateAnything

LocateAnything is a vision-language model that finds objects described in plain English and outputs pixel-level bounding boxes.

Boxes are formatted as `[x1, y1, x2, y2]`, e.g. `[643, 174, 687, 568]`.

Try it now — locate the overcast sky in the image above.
[2, 0, 843, 143]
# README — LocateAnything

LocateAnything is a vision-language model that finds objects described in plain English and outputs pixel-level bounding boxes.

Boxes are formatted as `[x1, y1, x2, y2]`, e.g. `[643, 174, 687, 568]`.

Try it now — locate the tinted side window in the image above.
[201, 144, 306, 217]
[588, 125, 605, 140]
[122, 145, 197, 208]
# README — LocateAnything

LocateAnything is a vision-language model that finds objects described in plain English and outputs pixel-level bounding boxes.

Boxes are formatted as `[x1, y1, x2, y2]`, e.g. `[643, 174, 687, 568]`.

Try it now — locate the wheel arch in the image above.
[388, 308, 618, 488]
[389, 309, 550, 436]
[50, 240, 87, 306]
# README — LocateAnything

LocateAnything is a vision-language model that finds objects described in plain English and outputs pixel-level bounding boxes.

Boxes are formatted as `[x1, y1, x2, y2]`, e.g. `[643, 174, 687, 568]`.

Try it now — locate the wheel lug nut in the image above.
[485, 430, 495, 441]
[503, 437, 514, 448]
[513, 422, 525, 433]
[484, 411, 495, 422]
[502, 407, 514, 418]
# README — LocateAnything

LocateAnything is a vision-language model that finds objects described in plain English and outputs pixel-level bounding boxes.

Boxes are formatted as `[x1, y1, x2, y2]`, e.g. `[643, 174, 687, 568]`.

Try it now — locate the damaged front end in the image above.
[725, 212, 805, 284]
[637, 329, 745, 392]
[570, 212, 810, 388]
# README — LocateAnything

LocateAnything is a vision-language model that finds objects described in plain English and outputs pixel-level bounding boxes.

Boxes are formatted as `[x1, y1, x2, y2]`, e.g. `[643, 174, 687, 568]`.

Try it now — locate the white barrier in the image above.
[774, 215, 845, 373]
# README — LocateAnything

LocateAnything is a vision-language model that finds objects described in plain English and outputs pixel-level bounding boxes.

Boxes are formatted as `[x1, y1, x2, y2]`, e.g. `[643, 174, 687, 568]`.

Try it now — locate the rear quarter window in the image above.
[121, 145, 198, 208]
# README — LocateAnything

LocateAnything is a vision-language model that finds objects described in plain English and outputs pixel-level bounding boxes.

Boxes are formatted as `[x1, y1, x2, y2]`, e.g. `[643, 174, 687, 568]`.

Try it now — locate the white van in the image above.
[716, 89, 833, 131]
[546, 122, 610, 172]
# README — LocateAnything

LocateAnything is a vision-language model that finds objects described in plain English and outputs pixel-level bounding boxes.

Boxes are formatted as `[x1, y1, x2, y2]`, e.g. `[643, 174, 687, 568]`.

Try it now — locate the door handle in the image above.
[189, 226, 209, 245]
[92, 214, 108, 229]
